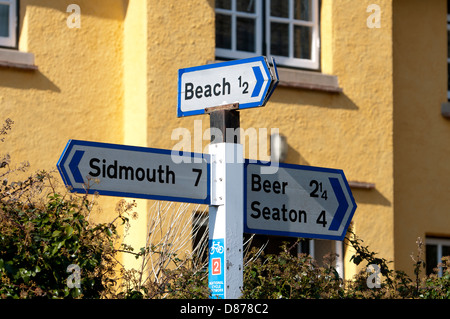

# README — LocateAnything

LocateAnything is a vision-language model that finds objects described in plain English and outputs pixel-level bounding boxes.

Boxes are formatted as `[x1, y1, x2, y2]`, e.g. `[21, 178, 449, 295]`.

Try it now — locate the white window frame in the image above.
[265, 0, 320, 69]
[215, 0, 320, 70]
[426, 237, 450, 277]
[0, 0, 17, 48]
[215, 0, 263, 60]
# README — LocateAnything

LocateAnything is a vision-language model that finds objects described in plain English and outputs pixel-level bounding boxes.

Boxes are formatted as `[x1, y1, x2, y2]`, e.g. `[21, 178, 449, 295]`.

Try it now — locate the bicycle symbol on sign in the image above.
[210, 241, 224, 254]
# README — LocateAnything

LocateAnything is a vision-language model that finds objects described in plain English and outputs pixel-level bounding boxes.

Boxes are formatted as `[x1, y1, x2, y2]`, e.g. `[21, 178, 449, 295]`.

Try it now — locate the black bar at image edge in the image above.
[2, 299, 448, 317]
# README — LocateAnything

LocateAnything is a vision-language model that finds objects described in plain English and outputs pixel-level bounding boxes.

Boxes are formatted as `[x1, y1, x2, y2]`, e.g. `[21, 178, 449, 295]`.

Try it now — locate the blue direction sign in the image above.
[57, 140, 210, 204]
[177, 56, 278, 117]
[244, 161, 356, 241]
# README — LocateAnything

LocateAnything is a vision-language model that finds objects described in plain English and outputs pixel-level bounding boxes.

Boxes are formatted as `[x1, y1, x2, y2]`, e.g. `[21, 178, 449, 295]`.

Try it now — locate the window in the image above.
[426, 237, 450, 276]
[0, 0, 17, 48]
[215, 0, 263, 59]
[215, 0, 320, 70]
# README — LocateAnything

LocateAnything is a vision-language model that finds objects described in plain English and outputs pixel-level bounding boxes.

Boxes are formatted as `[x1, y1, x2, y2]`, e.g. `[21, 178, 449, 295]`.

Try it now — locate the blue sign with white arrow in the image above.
[177, 56, 278, 117]
[57, 140, 210, 204]
[244, 161, 356, 241]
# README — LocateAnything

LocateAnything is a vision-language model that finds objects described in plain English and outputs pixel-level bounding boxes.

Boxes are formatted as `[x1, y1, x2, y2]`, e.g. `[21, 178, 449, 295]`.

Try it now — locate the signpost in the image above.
[245, 161, 357, 241]
[56, 56, 356, 300]
[57, 140, 210, 204]
[177, 56, 278, 117]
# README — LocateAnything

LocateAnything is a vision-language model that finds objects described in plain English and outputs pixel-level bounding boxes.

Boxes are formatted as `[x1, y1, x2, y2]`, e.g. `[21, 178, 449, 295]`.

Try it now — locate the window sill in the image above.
[0, 48, 37, 71]
[276, 67, 342, 93]
[210, 60, 342, 94]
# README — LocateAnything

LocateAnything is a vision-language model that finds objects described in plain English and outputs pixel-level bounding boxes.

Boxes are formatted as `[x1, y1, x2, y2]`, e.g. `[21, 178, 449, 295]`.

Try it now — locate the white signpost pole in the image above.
[208, 143, 244, 299]
[208, 107, 244, 299]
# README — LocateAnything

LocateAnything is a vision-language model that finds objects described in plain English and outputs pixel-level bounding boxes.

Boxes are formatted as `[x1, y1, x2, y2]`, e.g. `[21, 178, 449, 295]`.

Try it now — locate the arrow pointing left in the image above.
[69, 150, 85, 183]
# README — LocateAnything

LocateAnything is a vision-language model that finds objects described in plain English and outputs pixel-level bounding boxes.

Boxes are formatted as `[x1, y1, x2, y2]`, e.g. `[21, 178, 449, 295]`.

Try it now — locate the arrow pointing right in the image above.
[328, 177, 349, 231]
[251, 66, 264, 97]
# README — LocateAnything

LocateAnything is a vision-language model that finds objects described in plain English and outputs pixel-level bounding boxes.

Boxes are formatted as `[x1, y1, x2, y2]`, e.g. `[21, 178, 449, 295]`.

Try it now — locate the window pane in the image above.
[448, 63, 450, 93]
[442, 245, 450, 257]
[0, 4, 10, 38]
[294, 0, 312, 21]
[294, 25, 312, 59]
[237, 0, 255, 13]
[216, 14, 232, 49]
[271, 0, 289, 18]
[271, 22, 289, 56]
[216, 0, 231, 10]
[298, 239, 310, 255]
[426, 244, 438, 275]
[236, 17, 255, 52]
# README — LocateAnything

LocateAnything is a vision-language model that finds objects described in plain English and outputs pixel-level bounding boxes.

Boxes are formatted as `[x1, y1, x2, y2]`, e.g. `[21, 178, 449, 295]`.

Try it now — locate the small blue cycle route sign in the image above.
[208, 238, 225, 299]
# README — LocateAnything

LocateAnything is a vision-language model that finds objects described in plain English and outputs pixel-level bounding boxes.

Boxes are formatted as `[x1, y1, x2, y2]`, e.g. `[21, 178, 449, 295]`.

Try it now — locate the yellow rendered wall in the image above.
[145, 0, 215, 152]
[393, 0, 450, 276]
[121, 0, 149, 271]
[1, 0, 126, 224]
[121, 0, 216, 268]
[329, 0, 395, 278]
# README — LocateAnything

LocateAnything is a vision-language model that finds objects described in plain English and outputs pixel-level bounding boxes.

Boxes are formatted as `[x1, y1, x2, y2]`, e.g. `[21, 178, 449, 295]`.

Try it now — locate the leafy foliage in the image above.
[242, 241, 343, 299]
[421, 257, 450, 299]
[242, 233, 450, 299]
[115, 245, 210, 299]
[0, 176, 124, 298]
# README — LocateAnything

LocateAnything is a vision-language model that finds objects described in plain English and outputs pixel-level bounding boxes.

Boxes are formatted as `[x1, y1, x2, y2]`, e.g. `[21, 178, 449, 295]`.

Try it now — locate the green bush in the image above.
[0, 174, 125, 298]
[241, 232, 450, 299]
[242, 241, 343, 299]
